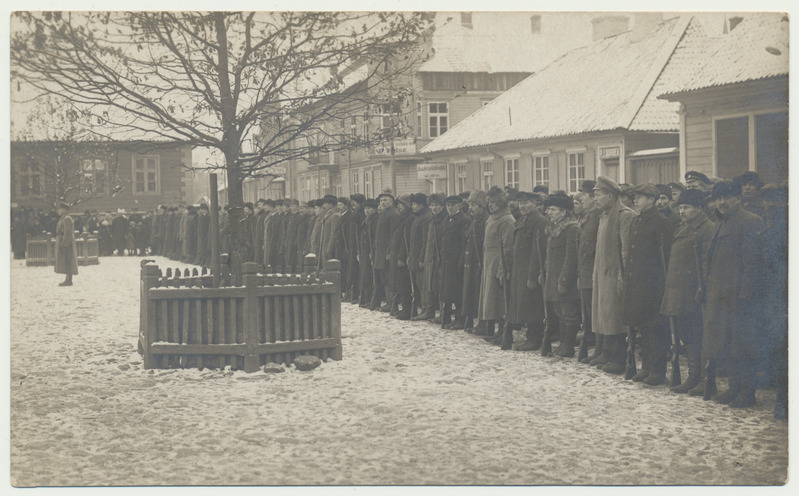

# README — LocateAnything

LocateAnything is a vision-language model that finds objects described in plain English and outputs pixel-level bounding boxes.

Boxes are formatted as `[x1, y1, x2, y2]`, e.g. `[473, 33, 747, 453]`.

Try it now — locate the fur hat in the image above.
[487, 185, 508, 203]
[363, 199, 379, 209]
[396, 194, 412, 208]
[321, 194, 338, 205]
[467, 190, 488, 208]
[350, 194, 366, 205]
[410, 193, 428, 206]
[428, 193, 445, 206]
[545, 192, 573, 211]
[712, 179, 742, 199]
[675, 189, 706, 207]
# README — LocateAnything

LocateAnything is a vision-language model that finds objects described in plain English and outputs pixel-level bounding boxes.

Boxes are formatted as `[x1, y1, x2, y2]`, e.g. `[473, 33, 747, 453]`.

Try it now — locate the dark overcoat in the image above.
[507, 210, 547, 324]
[660, 211, 715, 316]
[54, 214, 78, 275]
[543, 219, 579, 302]
[461, 209, 489, 316]
[374, 206, 400, 271]
[439, 210, 469, 303]
[389, 209, 413, 294]
[702, 204, 764, 359]
[422, 210, 447, 300]
[408, 210, 433, 270]
[623, 206, 672, 327]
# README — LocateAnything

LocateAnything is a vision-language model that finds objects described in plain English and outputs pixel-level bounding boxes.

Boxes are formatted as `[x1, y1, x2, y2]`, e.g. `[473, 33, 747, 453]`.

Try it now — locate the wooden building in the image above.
[660, 13, 788, 183]
[11, 140, 193, 212]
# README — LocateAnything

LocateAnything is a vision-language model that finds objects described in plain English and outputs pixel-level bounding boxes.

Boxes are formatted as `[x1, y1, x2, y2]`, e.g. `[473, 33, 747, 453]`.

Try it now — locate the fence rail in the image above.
[138, 255, 342, 372]
[25, 236, 99, 266]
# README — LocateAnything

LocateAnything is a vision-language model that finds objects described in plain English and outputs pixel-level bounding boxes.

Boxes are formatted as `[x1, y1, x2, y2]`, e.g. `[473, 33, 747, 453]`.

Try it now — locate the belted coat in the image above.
[477, 207, 515, 321]
[623, 206, 673, 328]
[54, 214, 78, 275]
[660, 211, 715, 316]
[507, 210, 547, 324]
[702, 204, 764, 360]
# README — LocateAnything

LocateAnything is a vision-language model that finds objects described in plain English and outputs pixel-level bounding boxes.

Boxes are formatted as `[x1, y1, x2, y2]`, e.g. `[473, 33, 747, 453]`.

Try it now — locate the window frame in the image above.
[533, 153, 550, 188]
[131, 154, 161, 196]
[504, 156, 520, 189]
[711, 108, 787, 177]
[428, 102, 449, 138]
[567, 150, 585, 194]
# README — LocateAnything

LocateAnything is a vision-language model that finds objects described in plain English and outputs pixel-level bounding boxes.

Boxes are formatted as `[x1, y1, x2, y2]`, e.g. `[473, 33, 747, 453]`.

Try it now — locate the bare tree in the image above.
[11, 11, 430, 274]
[12, 95, 124, 209]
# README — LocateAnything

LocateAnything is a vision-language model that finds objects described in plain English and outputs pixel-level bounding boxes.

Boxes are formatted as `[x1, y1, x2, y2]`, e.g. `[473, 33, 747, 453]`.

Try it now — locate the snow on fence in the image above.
[138, 256, 342, 373]
[25, 236, 99, 267]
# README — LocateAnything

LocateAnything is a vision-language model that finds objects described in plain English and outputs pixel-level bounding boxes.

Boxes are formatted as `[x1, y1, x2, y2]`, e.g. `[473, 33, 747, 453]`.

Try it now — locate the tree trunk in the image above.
[225, 160, 246, 285]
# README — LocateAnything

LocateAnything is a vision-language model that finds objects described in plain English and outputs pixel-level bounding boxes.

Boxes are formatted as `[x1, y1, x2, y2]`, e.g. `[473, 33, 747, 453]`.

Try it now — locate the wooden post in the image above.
[325, 259, 343, 361]
[303, 253, 317, 275]
[242, 262, 260, 372]
[140, 261, 160, 369]
[209, 173, 221, 288]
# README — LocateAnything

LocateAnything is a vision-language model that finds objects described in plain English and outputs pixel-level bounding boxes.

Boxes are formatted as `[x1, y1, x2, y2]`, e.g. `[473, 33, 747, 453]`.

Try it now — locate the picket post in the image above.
[242, 262, 260, 372]
[325, 259, 343, 361]
[140, 261, 160, 369]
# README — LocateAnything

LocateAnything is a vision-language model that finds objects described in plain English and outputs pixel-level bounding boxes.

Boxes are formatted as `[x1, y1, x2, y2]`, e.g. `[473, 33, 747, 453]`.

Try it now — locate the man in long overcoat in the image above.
[477, 186, 515, 340]
[623, 184, 673, 386]
[660, 189, 715, 394]
[371, 193, 399, 311]
[417, 194, 446, 322]
[592, 176, 636, 374]
[501, 191, 547, 350]
[358, 199, 379, 308]
[408, 193, 432, 319]
[54, 202, 78, 286]
[702, 179, 764, 408]
[461, 190, 489, 334]
[439, 195, 470, 328]
[111, 209, 129, 256]
[541, 192, 580, 357]
[389, 195, 413, 319]
[575, 180, 601, 363]
[343, 194, 366, 302]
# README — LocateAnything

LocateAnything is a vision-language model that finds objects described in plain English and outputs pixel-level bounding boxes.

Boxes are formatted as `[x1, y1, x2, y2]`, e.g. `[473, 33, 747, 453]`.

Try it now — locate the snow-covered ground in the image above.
[9, 256, 789, 486]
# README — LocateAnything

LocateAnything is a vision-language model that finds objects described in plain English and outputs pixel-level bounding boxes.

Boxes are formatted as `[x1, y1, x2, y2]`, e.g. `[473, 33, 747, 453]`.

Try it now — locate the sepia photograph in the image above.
[4, 0, 793, 491]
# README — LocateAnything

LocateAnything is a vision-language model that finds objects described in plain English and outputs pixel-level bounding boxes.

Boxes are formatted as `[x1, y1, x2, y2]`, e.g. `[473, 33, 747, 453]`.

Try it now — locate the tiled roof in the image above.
[421, 16, 691, 154]
[418, 12, 594, 74]
[660, 13, 788, 97]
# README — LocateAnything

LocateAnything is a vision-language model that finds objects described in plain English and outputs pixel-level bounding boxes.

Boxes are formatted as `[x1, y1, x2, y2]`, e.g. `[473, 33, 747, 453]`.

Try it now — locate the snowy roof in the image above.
[421, 16, 692, 154]
[418, 12, 594, 74]
[660, 13, 789, 98]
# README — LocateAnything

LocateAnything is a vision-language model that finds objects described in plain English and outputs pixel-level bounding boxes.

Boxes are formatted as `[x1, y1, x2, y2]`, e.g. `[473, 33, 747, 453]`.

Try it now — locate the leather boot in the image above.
[601, 335, 626, 374]
[701, 359, 718, 401]
[672, 342, 701, 393]
[515, 328, 542, 351]
[555, 323, 579, 358]
[585, 334, 604, 365]
[481, 321, 496, 341]
[715, 371, 741, 405]
[500, 321, 514, 350]
[448, 318, 466, 330]
[441, 305, 452, 329]
[488, 320, 505, 344]
[730, 363, 756, 408]
[412, 308, 433, 321]
[464, 317, 475, 333]
[472, 320, 489, 336]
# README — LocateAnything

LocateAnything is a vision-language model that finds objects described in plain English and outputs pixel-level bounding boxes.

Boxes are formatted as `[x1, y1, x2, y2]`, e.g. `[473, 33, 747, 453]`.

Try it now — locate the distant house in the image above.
[252, 12, 597, 201]
[659, 13, 788, 183]
[420, 14, 702, 193]
[11, 140, 193, 212]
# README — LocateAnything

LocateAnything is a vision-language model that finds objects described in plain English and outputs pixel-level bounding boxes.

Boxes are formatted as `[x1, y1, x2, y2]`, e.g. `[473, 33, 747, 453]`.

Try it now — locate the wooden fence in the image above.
[138, 256, 342, 372]
[25, 236, 99, 267]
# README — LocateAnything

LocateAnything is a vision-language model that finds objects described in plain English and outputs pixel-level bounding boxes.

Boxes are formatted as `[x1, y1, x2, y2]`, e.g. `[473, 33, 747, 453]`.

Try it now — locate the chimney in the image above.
[591, 15, 629, 41]
[631, 13, 663, 43]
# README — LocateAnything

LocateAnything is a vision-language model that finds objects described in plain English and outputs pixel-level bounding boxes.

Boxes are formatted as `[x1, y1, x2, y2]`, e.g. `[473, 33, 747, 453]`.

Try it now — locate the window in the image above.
[361, 112, 370, 143]
[533, 155, 549, 187]
[530, 15, 542, 34]
[428, 102, 448, 138]
[132, 156, 159, 194]
[364, 169, 373, 199]
[456, 163, 468, 194]
[81, 159, 107, 194]
[567, 151, 585, 194]
[481, 160, 493, 190]
[18, 160, 41, 197]
[351, 171, 360, 194]
[715, 111, 787, 183]
[504, 157, 519, 189]
[416, 102, 423, 138]
[350, 116, 357, 138]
